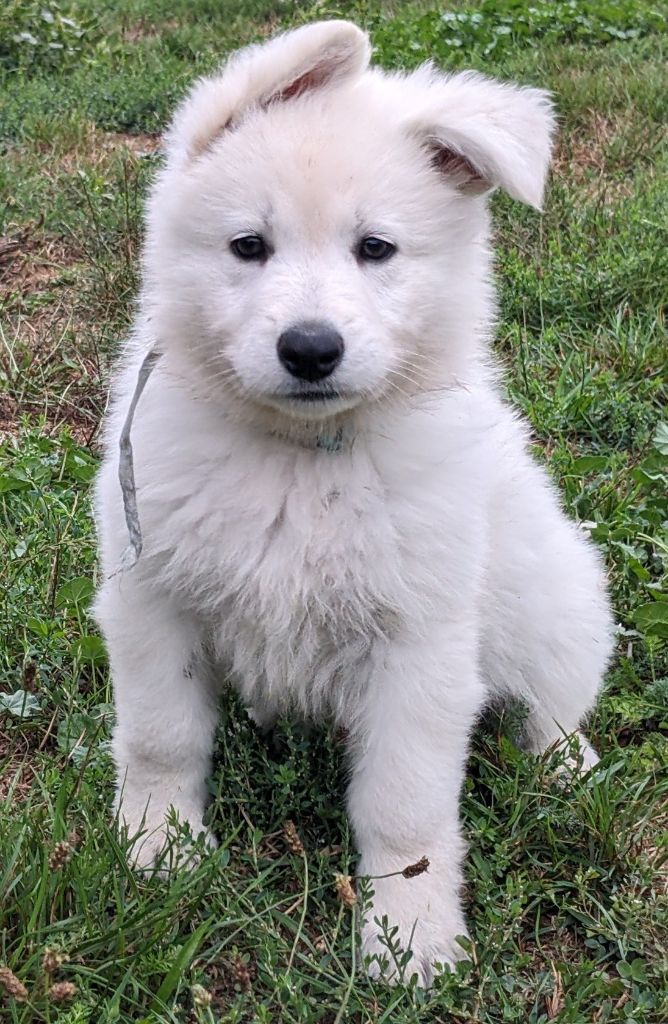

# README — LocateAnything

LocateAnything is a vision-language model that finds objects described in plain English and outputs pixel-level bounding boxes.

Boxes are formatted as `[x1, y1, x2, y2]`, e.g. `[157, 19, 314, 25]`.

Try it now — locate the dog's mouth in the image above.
[258, 385, 361, 420]
[286, 390, 342, 402]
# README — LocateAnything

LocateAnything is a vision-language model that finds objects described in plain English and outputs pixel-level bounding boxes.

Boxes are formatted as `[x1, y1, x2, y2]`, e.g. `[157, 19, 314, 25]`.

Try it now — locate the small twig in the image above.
[364, 856, 430, 882]
[38, 708, 59, 752]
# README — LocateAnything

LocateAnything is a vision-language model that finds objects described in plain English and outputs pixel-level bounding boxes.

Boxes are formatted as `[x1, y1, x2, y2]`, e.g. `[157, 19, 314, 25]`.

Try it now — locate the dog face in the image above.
[145, 21, 554, 421]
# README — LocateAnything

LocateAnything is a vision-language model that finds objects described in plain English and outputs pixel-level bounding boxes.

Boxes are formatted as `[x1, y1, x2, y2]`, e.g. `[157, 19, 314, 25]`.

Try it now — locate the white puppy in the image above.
[94, 20, 614, 986]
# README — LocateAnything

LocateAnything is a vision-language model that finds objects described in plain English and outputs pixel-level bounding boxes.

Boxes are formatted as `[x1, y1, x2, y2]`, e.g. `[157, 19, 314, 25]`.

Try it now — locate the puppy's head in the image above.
[145, 20, 554, 421]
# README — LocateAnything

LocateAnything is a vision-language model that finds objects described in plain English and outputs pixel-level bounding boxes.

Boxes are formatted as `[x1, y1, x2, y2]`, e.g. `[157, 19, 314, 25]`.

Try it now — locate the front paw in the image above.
[359, 870, 469, 988]
[117, 800, 216, 875]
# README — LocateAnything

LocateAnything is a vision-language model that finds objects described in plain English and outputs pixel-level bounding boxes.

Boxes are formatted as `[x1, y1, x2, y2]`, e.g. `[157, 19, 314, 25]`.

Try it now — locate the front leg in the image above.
[95, 577, 219, 871]
[347, 627, 485, 987]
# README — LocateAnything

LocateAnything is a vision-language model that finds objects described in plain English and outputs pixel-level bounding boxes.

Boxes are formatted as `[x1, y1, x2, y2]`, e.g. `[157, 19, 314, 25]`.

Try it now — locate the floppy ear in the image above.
[409, 69, 556, 209]
[166, 20, 371, 166]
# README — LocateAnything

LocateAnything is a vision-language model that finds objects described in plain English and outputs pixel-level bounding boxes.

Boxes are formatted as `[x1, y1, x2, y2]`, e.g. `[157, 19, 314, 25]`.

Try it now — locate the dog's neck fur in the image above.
[276, 423, 349, 452]
[257, 407, 358, 452]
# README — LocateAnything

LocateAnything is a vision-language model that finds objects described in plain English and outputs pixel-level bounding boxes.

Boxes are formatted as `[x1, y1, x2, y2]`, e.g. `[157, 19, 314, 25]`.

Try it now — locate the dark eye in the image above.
[231, 235, 268, 261]
[357, 236, 396, 262]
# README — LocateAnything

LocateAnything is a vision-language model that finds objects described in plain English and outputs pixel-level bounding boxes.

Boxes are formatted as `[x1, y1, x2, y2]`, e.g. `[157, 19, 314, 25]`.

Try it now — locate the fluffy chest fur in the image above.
[208, 449, 404, 719]
[100, 363, 492, 718]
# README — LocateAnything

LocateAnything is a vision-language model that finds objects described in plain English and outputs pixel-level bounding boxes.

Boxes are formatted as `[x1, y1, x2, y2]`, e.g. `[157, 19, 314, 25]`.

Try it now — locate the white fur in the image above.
[94, 21, 614, 987]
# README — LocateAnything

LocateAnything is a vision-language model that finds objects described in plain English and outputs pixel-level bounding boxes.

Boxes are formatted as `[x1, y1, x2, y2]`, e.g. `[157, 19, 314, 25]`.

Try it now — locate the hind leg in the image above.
[524, 703, 601, 771]
[507, 605, 608, 767]
[483, 467, 615, 768]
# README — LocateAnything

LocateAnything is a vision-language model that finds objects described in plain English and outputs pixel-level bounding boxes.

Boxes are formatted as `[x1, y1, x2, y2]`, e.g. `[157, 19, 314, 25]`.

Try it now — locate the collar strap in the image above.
[315, 426, 347, 452]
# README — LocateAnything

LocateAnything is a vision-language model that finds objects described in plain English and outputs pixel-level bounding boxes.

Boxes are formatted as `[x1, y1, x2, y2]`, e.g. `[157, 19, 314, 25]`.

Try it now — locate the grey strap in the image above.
[117, 347, 163, 572]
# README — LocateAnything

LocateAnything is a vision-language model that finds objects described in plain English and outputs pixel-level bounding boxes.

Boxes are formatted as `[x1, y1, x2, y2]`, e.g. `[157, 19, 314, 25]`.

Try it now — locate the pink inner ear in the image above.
[432, 145, 483, 186]
[278, 67, 329, 100]
[265, 52, 348, 106]
[200, 60, 338, 153]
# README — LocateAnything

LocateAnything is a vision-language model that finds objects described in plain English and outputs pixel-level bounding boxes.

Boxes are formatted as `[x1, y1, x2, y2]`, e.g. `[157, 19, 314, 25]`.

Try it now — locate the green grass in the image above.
[1, 0, 667, 1020]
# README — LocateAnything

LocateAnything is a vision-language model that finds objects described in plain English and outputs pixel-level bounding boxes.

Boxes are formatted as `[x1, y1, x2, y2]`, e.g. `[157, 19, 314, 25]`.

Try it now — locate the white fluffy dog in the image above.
[94, 20, 614, 986]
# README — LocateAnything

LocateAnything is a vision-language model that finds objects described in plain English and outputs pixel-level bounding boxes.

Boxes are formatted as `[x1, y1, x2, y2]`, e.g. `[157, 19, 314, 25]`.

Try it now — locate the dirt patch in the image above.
[0, 729, 33, 805]
[0, 227, 82, 299]
[0, 394, 19, 436]
[4, 125, 161, 183]
[0, 312, 104, 444]
[554, 110, 620, 180]
[0, 127, 154, 442]
[0, 380, 102, 446]
[520, 919, 585, 970]
[518, 924, 590, 1019]
[1, 228, 104, 443]
[55, 126, 161, 175]
[122, 17, 179, 43]
[553, 109, 665, 200]
[105, 131, 161, 156]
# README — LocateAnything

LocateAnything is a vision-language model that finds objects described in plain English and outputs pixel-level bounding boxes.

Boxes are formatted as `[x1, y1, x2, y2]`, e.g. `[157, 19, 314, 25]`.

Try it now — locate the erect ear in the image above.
[408, 69, 556, 209]
[166, 20, 371, 166]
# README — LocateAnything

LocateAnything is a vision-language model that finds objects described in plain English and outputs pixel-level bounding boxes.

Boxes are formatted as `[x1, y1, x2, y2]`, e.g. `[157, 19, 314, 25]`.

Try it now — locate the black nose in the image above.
[277, 322, 344, 382]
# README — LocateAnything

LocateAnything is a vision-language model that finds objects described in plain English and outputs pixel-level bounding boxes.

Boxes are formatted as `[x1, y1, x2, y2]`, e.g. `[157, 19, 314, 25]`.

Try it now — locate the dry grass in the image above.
[54, 126, 161, 174]
[553, 107, 666, 200]
[0, 229, 82, 298]
[0, 729, 33, 805]
[121, 18, 180, 44]
[0, 125, 153, 438]
[0, 227, 104, 440]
